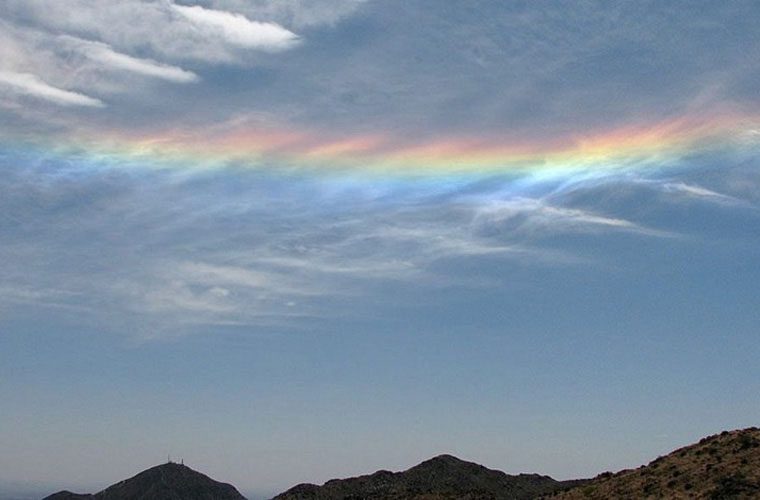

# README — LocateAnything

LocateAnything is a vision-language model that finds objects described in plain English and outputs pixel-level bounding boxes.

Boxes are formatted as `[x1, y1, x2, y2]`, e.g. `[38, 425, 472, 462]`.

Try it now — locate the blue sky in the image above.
[1, 1, 759, 498]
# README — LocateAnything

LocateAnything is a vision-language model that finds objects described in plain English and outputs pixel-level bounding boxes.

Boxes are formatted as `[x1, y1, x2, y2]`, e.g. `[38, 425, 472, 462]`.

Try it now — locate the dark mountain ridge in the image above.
[273, 454, 583, 499]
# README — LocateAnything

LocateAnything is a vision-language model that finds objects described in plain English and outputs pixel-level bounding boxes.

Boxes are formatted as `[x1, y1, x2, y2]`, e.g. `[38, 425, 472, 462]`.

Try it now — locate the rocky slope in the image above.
[43, 462, 245, 500]
[544, 427, 760, 499]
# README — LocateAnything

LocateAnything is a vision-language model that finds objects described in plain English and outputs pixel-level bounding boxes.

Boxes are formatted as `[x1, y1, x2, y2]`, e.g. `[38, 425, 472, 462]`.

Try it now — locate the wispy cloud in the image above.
[473, 197, 669, 237]
[72, 39, 199, 83]
[0, 284, 89, 314]
[171, 4, 299, 51]
[1, 155, 695, 338]
[0, 172, 588, 334]
[662, 182, 744, 205]
[0, 71, 104, 107]
[2, 0, 304, 63]
[0, 0, 308, 112]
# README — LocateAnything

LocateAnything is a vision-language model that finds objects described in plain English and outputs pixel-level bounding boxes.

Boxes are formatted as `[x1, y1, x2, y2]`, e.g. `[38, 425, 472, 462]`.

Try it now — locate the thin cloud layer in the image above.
[0, 160, 718, 337]
[204, 0, 367, 28]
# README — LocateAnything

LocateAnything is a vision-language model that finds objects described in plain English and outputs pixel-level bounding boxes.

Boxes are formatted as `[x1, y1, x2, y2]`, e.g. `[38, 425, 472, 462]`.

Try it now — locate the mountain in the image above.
[39, 427, 760, 500]
[43, 462, 246, 500]
[272, 454, 583, 500]
[544, 427, 760, 499]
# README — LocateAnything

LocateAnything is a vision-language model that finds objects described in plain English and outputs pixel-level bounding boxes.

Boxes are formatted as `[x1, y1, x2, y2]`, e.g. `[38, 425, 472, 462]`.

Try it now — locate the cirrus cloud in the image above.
[171, 3, 299, 51]
[70, 38, 199, 83]
[0, 70, 104, 107]
[0, 0, 307, 111]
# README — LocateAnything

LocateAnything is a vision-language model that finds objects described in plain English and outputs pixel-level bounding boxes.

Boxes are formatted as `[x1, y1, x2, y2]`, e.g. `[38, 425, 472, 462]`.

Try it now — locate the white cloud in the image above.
[0, 0, 306, 111]
[0, 71, 104, 107]
[172, 4, 299, 51]
[662, 182, 736, 202]
[73, 39, 199, 83]
[2, 0, 302, 62]
[142, 280, 237, 314]
[0, 284, 90, 314]
[474, 198, 661, 236]
[176, 261, 317, 296]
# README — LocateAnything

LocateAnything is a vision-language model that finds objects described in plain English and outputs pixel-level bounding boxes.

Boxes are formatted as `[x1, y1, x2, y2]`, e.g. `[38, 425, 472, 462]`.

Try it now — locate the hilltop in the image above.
[43, 462, 245, 500]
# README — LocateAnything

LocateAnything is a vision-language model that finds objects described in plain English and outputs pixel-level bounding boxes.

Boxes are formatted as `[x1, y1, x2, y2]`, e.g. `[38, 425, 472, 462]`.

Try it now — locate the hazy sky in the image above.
[1, 1, 759, 498]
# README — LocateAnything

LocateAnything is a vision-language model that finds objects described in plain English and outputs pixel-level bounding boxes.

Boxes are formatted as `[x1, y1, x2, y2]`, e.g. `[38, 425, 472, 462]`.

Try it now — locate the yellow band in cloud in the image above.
[22, 109, 760, 178]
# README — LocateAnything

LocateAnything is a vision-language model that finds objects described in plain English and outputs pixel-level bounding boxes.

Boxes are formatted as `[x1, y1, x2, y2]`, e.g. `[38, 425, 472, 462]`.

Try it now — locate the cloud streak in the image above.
[171, 4, 299, 51]
[73, 39, 199, 83]
[472, 197, 671, 238]
[0, 71, 104, 107]
[662, 182, 743, 204]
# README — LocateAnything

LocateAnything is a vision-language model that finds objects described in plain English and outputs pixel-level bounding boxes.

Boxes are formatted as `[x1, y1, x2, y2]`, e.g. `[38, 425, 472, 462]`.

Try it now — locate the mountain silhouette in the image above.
[43, 462, 245, 500]
[273, 454, 582, 499]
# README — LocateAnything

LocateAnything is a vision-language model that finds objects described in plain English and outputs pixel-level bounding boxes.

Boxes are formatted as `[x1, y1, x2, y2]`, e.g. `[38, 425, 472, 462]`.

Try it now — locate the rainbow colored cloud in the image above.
[6, 109, 759, 179]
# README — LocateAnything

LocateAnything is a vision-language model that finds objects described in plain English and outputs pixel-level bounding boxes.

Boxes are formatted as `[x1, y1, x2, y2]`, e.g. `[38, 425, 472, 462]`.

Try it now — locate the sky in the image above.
[0, 0, 759, 498]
